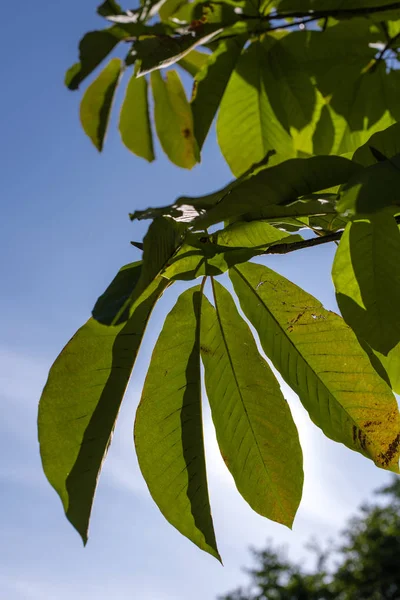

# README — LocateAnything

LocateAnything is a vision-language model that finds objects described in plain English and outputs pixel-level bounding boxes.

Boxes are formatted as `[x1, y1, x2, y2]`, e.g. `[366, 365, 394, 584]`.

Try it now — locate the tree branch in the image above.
[265, 215, 400, 255]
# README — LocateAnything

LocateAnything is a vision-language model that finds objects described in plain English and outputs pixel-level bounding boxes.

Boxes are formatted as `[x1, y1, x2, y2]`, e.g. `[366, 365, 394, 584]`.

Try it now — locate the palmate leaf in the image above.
[230, 263, 400, 472]
[200, 281, 303, 527]
[151, 70, 200, 169]
[119, 73, 155, 161]
[80, 58, 122, 151]
[332, 213, 400, 355]
[135, 285, 220, 560]
[38, 274, 168, 543]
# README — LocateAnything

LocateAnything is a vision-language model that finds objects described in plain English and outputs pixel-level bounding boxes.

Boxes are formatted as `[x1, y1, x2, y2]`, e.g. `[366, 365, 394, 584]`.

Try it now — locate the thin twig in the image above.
[265, 214, 400, 255]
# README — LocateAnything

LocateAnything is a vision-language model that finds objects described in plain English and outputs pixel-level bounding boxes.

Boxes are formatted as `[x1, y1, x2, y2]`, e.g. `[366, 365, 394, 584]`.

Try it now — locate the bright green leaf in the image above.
[151, 70, 200, 169]
[332, 214, 400, 354]
[38, 276, 168, 543]
[135, 286, 220, 560]
[178, 49, 209, 77]
[80, 58, 122, 151]
[230, 263, 400, 472]
[200, 281, 303, 527]
[191, 36, 246, 149]
[119, 73, 155, 161]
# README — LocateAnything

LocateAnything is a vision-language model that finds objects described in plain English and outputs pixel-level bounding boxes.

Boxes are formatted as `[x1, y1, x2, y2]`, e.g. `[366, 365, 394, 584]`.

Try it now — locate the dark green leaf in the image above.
[191, 36, 246, 149]
[230, 263, 400, 472]
[119, 73, 155, 161]
[65, 28, 126, 91]
[135, 29, 223, 76]
[200, 281, 303, 527]
[337, 154, 400, 215]
[151, 70, 200, 169]
[332, 214, 400, 354]
[92, 261, 143, 326]
[353, 123, 400, 167]
[97, 0, 123, 17]
[80, 58, 122, 151]
[130, 156, 360, 226]
[135, 286, 220, 560]
[162, 225, 300, 280]
[38, 277, 168, 543]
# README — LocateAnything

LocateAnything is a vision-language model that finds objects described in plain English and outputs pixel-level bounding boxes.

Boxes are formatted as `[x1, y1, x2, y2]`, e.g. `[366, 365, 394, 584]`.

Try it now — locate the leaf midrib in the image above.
[211, 279, 289, 521]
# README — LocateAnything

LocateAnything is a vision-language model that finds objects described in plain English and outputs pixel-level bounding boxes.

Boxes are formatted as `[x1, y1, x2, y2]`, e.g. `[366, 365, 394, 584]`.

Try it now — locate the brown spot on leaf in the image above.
[352, 425, 357, 443]
[200, 344, 211, 355]
[379, 433, 400, 467]
[182, 128, 191, 139]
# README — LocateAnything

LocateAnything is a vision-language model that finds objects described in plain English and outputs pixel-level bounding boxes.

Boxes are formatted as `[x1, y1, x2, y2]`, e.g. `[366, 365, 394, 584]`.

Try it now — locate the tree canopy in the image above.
[219, 478, 400, 599]
[38, 0, 400, 561]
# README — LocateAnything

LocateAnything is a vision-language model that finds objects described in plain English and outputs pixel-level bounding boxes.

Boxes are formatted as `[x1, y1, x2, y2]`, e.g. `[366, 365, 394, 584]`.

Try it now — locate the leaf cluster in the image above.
[38, 0, 400, 561]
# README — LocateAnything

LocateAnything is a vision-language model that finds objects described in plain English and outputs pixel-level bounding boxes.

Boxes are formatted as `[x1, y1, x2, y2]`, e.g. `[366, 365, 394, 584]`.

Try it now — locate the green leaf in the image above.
[332, 214, 400, 354]
[92, 261, 143, 325]
[163, 224, 300, 281]
[159, 0, 189, 21]
[178, 49, 209, 77]
[130, 155, 360, 226]
[80, 58, 122, 151]
[217, 32, 323, 175]
[191, 36, 246, 149]
[151, 70, 200, 169]
[97, 0, 123, 17]
[105, 218, 180, 324]
[65, 27, 126, 90]
[217, 40, 295, 175]
[193, 155, 361, 227]
[277, 0, 400, 20]
[337, 154, 400, 215]
[119, 73, 155, 161]
[230, 263, 400, 472]
[135, 286, 220, 560]
[353, 123, 400, 167]
[374, 343, 400, 394]
[135, 29, 223, 76]
[38, 276, 168, 543]
[200, 281, 303, 527]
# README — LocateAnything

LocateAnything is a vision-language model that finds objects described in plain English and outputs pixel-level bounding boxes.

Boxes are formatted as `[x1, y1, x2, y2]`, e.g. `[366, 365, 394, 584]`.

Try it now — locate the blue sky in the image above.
[0, 2, 396, 599]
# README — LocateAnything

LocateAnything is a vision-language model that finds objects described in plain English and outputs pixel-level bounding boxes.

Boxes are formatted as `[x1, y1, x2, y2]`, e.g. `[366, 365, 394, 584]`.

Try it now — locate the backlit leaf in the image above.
[38, 276, 168, 543]
[191, 36, 246, 149]
[119, 73, 155, 161]
[151, 70, 200, 169]
[135, 286, 220, 560]
[80, 58, 122, 151]
[200, 281, 303, 527]
[230, 263, 400, 472]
